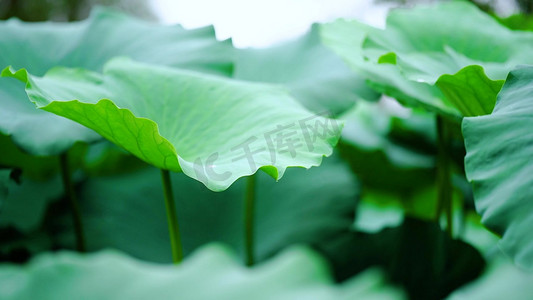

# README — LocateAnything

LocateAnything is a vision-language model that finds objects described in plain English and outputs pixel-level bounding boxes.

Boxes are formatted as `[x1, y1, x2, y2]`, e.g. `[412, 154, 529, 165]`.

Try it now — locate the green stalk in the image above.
[161, 169, 183, 264]
[244, 175, 256, 266]
[59, 153, 86, 252]
[435, 116, 453, 236]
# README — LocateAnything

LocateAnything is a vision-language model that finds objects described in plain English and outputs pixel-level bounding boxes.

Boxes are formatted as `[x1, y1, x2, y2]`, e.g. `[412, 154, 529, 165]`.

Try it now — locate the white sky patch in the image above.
[150, 0, 520, 47]
[150, 0, 393, 48]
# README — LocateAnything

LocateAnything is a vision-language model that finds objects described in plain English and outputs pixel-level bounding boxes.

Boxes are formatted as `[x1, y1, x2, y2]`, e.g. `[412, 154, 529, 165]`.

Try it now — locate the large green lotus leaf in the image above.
[0, 245, 405, 300]
[0, 7, 234, 155]
[320, 1, 533, 118]
[233, 24, 379, 116]
[463, 66, 533, 270]
[3, 58, 342, 191]
[54, 153, 357, 263]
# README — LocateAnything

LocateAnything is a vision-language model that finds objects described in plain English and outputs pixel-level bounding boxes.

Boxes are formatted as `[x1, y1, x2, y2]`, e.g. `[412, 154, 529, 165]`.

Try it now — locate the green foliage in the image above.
[234, 24, 380, 116]
[436, 66, 504, 117]
[463, 66, 533, 270]
[53, 153, 357, 263]
[0, 171, 62, 232]
[497, 13, 533, 31]
[0, 7, 233, 155]
[0, 245, 405, 300]
[316, 217, 486, 300]
[3, 58, 341, 191]
[3, 2, 533, 299]
[448, 253, 533, 300]
[320, 1, 533, 118]
[338, 99, 436, 193]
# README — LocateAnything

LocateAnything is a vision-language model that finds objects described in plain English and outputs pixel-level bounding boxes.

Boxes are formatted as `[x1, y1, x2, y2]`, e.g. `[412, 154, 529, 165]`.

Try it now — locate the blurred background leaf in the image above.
[0, 245, 406, 300]
[314, 217, 486, 300]
[234, 24, 380, 117]
[51, 152, 358, 263]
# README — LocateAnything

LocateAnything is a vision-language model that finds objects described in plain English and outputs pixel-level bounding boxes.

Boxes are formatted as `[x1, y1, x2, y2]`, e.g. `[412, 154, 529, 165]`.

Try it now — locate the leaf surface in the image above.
[316, 217, 485, 300]
[320, 1, 533, 118]
[0, 8, 234, 155]
[54, 153, 357, 263]
[3, 58, 342, 191]
[448, 253, 533, 300]
[339, 99, 436, 193]
[0, 245, 405, 300]
[0, 171, 63, 232]
[463, 66, 533, 270]
[234, 24, 379, 116]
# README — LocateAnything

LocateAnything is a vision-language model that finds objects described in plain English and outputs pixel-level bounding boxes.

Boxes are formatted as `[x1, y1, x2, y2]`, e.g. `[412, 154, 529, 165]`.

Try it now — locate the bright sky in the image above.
[150, 0, 393, 48]
[150, 0, 519, 48]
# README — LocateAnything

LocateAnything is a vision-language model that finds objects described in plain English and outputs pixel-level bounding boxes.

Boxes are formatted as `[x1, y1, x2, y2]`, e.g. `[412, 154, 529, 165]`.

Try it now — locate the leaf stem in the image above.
[59, 153, 86, 252]
[244, 175, 256, 266]
[160, 169, 183, 264]
[435, 116, 453, 236]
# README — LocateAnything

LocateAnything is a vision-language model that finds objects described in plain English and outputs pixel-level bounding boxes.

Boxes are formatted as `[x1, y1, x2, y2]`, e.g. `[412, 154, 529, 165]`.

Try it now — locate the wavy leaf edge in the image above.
[1, 65, 342, 192]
